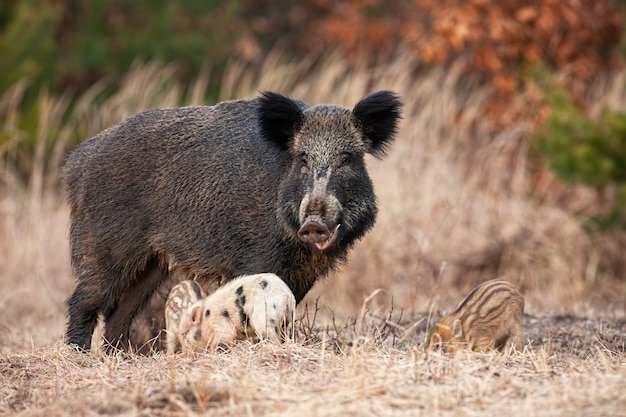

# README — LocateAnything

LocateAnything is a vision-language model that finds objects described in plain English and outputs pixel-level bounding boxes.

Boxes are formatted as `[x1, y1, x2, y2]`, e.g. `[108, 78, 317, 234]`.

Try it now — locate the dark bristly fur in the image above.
[426, 280, 525, 354]
[258, 92, 305, 150]
[63, 91, 402, 351]
[352, 91, 403, 158]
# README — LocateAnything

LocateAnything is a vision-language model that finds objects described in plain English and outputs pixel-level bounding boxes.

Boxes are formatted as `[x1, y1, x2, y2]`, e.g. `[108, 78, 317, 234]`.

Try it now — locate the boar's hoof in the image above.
[298, 217, 340, 251]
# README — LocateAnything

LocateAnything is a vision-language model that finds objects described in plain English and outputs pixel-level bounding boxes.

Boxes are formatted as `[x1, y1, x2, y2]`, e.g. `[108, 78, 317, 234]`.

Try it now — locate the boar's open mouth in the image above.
[315, 224, 340, 251]
[297, 218, 341, 252]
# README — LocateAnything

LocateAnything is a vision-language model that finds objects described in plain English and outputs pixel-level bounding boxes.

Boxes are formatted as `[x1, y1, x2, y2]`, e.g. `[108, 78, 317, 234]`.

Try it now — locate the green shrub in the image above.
[0, 0, 59, 94]
[534, 88, 626, 228]
[0, 0, 244, 100]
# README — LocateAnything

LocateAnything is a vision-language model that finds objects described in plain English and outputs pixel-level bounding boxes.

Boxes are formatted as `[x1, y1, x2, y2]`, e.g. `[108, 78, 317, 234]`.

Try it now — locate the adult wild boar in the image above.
[64, 91, 402, 351]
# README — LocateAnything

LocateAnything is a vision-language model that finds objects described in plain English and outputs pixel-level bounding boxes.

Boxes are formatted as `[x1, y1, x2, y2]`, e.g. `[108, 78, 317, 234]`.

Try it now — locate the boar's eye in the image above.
[300, 154, 309, 170]
[338, 153, 353, 168]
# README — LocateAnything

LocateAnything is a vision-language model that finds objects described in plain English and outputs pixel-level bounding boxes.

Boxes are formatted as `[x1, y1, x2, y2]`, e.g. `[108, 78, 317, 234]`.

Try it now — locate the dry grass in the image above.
[1, 52, 625, 416]
[1, 323, 625, 416]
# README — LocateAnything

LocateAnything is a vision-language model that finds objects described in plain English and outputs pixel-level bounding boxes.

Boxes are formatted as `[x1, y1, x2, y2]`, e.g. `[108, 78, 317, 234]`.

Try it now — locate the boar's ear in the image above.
[352, 91, 402, 158]
[258, 91, 305, 151]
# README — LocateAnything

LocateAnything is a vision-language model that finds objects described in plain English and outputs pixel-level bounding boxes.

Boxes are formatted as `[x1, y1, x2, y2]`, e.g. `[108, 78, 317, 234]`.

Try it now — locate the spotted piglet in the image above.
[169, 273, 296, 353]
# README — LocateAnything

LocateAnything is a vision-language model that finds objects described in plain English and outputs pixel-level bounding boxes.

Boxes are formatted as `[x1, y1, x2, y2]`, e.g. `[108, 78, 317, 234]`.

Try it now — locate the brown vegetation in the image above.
[307, 0, 622, 79]
[297, 0, 623, 129]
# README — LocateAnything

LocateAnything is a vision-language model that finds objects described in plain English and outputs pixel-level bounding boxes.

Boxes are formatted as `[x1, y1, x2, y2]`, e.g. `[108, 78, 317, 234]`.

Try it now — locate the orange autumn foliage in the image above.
[297, 0, 622, 126]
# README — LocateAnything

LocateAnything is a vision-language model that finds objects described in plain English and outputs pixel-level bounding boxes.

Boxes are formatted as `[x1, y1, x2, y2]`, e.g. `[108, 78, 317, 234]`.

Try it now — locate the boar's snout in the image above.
[298, 216, 330, 243]
[297, 216, 340, 252]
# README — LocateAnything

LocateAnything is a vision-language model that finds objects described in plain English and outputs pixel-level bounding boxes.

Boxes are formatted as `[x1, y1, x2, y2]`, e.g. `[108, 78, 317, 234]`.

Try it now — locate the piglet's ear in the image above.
[190, 306, 203, 325]
[452, 319, 464, 339]
[352, 91, 402, 158]
[258, 91, 305, 151]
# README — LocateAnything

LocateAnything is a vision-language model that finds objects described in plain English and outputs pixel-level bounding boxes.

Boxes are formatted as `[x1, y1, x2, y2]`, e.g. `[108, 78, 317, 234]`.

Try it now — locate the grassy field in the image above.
[1, 53, 625, 416]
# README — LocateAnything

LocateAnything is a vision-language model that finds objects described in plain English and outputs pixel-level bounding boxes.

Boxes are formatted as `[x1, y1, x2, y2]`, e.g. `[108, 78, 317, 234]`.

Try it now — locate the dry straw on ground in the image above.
[1, 317, 624, 417]
[1, 52, 625, 416]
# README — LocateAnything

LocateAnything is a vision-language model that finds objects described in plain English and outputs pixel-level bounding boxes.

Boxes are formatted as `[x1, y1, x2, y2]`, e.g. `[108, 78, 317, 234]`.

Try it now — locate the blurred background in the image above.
[1, 0, 625, 346]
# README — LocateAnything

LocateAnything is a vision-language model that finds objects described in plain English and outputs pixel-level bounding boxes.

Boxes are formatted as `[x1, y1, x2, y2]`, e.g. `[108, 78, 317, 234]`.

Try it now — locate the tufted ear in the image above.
[258, 91, 305, 151]
[352, 90, 402, 158]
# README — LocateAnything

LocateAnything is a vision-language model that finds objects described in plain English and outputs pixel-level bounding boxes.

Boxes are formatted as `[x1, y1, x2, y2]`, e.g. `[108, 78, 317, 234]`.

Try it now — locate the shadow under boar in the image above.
[63, 91, 402, 351]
